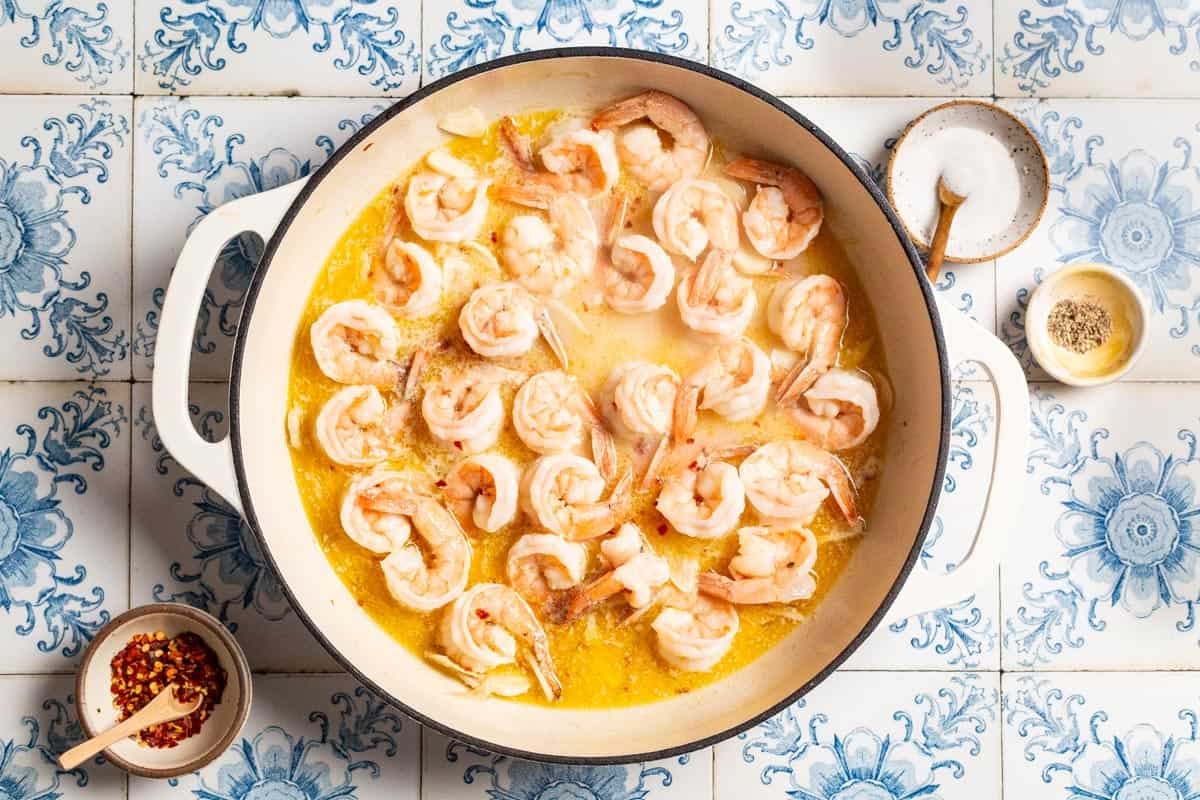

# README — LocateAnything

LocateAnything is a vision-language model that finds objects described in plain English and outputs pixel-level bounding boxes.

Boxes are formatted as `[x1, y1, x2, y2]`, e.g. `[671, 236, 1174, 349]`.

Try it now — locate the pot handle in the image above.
[885, 305, 1029, 623]
[152, 181, 306, 514]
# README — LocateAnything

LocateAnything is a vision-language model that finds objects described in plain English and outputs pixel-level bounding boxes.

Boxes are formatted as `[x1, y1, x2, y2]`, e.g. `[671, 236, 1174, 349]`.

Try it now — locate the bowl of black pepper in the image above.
[1026, 262, 1148, 386]
[75, 602, 251, 778]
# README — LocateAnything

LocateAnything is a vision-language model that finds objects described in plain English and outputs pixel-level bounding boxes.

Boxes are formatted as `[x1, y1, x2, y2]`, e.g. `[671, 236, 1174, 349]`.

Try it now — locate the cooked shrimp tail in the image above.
[499, 116, 536, 173]
[534, 305, 569, 370]
[590, 425, 619, 483]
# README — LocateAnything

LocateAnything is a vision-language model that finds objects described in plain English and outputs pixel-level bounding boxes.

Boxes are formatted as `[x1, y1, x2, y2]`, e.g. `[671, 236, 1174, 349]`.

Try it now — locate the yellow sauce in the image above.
[286, 110, 890, 707]
[1038, 265, 1140, 380]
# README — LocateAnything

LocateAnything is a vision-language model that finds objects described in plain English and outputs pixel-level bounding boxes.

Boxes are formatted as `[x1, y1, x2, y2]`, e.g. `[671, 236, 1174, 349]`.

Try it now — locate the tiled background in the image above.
[1, 1, 1198, 797]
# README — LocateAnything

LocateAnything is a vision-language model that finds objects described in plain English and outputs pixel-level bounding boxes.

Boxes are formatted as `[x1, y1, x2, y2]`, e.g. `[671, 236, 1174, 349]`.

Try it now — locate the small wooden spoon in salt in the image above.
[925, 177, 966, 283]
[58, 684, 202, 770]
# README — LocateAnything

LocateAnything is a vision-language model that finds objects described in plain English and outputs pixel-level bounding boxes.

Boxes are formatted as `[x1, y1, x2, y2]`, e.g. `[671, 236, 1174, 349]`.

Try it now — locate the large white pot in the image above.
[152, 49, 1027, 763]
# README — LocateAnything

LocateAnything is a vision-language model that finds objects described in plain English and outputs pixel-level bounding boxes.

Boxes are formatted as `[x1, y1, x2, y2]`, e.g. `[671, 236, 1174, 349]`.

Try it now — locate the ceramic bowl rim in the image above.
[226, 47, 952, 765]
[885, 98, 1051, 264]
[75, 602, 253, 779]
[1026, 262, 1150, 386]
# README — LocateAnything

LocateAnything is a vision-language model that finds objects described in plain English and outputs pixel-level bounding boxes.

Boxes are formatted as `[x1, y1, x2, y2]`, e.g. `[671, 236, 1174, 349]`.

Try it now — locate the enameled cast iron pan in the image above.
[152, 49, 1028, 763]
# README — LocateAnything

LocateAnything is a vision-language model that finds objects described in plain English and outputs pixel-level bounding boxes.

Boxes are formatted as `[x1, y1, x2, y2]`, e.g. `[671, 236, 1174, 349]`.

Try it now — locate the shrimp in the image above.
[785, 368, 880, 451]
[506, 533, 588, 608]
[656, 454, 745, 539]
[652, 179, 739, 261]
[459, 281, 539, 359]
[601, 361, 679, 440]
[673, 338, 771, 443]
[724, 157, 823, 260]
[340, 469, 426, 554]
[591, 90, 709, 191]
[698, 526, 818, 605]
[739, 440, 861, 527]
[538, 128, 620, 195]
[499, 185, 599, 297]
[315, 385, 400, 467]
[562, 523, 670, 621]
[602, 234, 676, 314]
[309, 300, 401, 387]
[676, 248, 757, 338]
[376, 494, 471, 612]
[421, 364, 525, 454]
[458, 282, 570, 369]
[374, 239, 442, 317]
[512, 370, 606, 456]
[651, 588, 739, 672]
[768, 276, 847, 402]
[438, 583, 562, 701]
[404, 151, 490, 243]
[443, 453, 520, 532]
[521, 454, 632, 541]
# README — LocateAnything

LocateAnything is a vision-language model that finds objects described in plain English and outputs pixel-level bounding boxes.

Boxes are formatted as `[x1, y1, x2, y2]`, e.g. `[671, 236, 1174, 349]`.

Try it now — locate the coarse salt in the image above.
[893, 126, 1022, 248]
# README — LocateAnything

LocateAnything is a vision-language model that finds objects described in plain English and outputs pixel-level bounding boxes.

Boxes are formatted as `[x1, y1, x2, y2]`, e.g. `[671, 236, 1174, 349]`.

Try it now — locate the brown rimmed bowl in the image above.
[75, 602, 252, 779]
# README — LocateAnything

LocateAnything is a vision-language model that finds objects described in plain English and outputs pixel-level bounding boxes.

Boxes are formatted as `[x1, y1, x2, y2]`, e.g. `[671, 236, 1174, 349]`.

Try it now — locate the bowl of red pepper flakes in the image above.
[75, 603, 251, 779]
[110, 631, 227, 748]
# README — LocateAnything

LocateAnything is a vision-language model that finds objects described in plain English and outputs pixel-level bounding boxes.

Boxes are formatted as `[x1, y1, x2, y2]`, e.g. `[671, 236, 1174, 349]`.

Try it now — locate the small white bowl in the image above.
[1025, 263, 1148, 386]
[75, 603, 251, 779]
[886, 100, 1049, 263]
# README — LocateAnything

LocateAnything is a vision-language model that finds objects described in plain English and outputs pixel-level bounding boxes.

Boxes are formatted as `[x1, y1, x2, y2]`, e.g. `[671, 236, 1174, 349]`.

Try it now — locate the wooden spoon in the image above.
[925, 177, 967, 283]
[58, 684, 202, 770]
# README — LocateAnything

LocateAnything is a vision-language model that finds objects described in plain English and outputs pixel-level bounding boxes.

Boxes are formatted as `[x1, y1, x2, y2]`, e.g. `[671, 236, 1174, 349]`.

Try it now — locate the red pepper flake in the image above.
[475, 608, 490, 620]
[435, 479, 448, 488]
[490, 232, 498, 243]
[656, 523, 668, 535]
[109, 631, 226, 749]
[453, 441, 463, 450]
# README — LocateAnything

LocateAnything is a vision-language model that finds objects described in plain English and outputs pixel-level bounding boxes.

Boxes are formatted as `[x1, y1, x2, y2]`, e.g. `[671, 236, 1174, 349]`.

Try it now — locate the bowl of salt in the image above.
[886, 100, 1049, 263]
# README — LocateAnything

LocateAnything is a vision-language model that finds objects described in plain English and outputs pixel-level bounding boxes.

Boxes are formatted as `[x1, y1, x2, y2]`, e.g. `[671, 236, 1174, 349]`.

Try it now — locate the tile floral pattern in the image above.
[711, 0, 993, 95]
[135, 2, 421, 95]
[997, 0, 1200, 96]
[998, 99, 1200, 381]
[716, 672, 1002, 799]
[0, 383, 128, 674]
[0, 2, 1194, 797]
[0, 96, 131, 380]
[423, 1, 707, 80]
[0, 2, 131, 93]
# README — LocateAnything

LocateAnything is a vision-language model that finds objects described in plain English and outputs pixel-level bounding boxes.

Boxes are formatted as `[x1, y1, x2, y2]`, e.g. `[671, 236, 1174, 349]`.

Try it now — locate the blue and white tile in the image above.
[716, 671, 1001, 799]
[132, 96, 385, 381]
[845, 379, 1000, 670]
[135, 1, 420, 96]
[423, 0, 707, 82]
[1004, 671, 1200, 800]
[996, 0, 1200, 97]
[130, 382, 337, 672]
[423, 728, 711, 799]
[0, 382, 130, 673]
[787, 97, 997, 340]
[0, 95, 132, 380]
[1003, 382, 1200, 670]
[0, 675, 125, 798]
[0, 1, 132, 93]
[712, 0, 992, 96]
[129, 675, 419, 799]
[998, 99, 1200, 381]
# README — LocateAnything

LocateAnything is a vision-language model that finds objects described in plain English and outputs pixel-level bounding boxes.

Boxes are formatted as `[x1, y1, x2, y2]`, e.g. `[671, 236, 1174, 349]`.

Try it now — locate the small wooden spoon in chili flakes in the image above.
[58, 685, 202, 770]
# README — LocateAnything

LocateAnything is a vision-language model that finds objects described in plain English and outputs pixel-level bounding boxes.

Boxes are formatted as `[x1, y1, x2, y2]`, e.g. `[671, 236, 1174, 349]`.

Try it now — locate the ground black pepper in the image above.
[1047, 297, 1112, 354]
